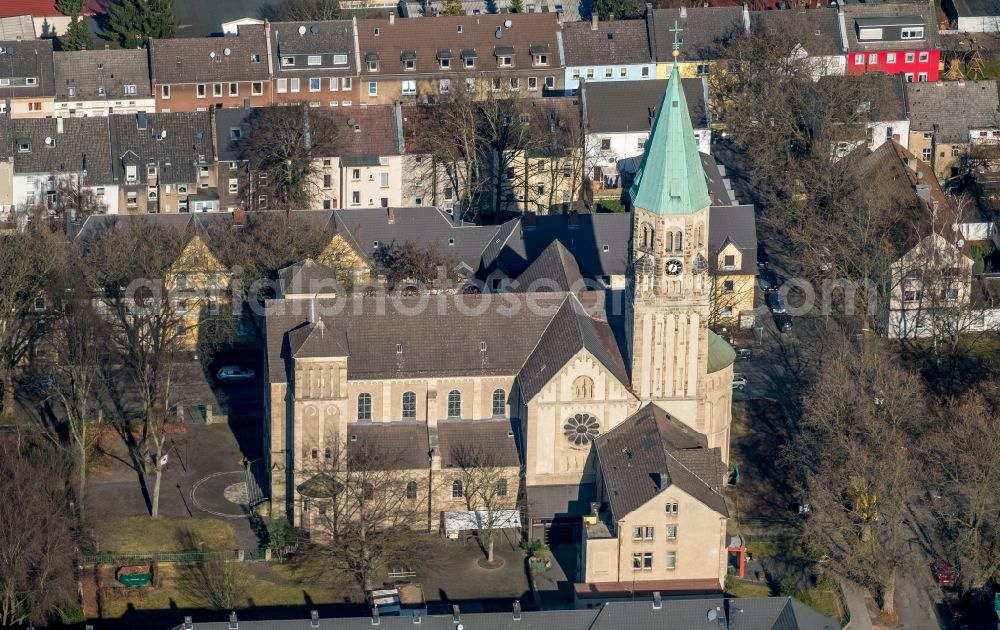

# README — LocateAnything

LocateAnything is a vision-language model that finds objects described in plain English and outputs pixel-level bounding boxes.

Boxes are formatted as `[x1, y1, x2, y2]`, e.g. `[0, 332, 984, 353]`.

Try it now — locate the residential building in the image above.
[267, 19, 360, 109]
[647, 6, 748, 79]
[582, 78, 710, 190]
[749, 8, 847, 79]
[819, 72, 910, 158]
[311, 105, 402, 210]
[11, 116, 115, 213]
[53, 49, 154, 118]
[0, 113, 13, 219]
[708, 201, 757, 328]
[356, 13, 564, 105]
[0, 39, 55, 118]
[943, 0, 1000, 32]
[150, 25, 271, 113]
[841, 0, 941, 82]
[264, 53, 737, 597]
[0, 0, 102, 38]
[212, 107, 257, 212]
[398, 104, 466, 211]
[109, 111, 217, 214]
[401, 0, 581, 21]
[563, 16, 655, 93]
[167, 596, 838, 630]
[907, 80, 1000, 181]
[582, 404, 729, 594]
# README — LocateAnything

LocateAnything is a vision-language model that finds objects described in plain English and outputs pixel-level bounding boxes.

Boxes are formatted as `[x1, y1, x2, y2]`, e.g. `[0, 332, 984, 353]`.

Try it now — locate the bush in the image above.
[265, 519, 301, 555]
[519, 539, 549, 557]
[183, 560, 250, 610]
[58, 604, 87, 624]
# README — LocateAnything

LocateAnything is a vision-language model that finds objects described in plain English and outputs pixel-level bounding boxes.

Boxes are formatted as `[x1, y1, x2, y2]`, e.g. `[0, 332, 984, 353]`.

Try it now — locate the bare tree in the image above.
[371, 241, 461, 291]
[0, 447, 78, 627]
[0, 230, 60, 418]
[792, 342, 930, 617]
[450, 444, 518, 566]
[279, 0, 342, 20]
[520, 98, 585, 214]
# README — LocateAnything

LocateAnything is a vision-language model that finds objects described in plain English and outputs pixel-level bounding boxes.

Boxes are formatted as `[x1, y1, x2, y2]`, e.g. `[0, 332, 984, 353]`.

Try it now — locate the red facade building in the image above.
[842, 2, 941, 83]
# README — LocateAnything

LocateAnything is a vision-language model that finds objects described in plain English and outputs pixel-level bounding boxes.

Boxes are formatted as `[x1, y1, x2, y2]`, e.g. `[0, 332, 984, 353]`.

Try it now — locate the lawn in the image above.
[92, 515, 239, 553]
[727, 400, 799, 527]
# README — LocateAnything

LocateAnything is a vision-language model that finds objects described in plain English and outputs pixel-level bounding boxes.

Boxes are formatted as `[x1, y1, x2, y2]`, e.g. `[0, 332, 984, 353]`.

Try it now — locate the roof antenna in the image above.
[310, 296, 316, 324]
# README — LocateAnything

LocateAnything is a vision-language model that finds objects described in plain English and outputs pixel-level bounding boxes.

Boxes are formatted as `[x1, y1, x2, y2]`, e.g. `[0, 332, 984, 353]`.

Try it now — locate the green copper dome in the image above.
[629, 59, 711, 216]
[707, 330, 736, 374]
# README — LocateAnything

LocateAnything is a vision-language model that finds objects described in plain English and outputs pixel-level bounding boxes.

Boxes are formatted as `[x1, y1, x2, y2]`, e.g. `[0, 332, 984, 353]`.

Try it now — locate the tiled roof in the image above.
[278, 258, 340, 297]
[0, 0, 102, 18]
[150, 25, 269, 84]
[906, 80, 999, 143]
[0, 38, 55, 97]
[563, 19, 652, 67]
[583, 78, 708, 132]
[595, 404, 728, 519]
[72, 212, 235, 242]
[213, 106, 257, 162]
[708, 204, 757, 275]
[949, 0, 1000, 17]
[438, 420, 520, 468]
[518, 294, 630, 402]
[818, 72, 909, 123]
[840, 0, 941, 51]
[356, 13, 562, 77]
[310, 106, 401, 158]
[53, 49, 152, 101]
[749, 8, 845, 56]
[347, 422, 430, 470]
[12, 116, 114, 184]
[109, 111, 213, 185]
[0, 113, 11, 160]
[510, 240, 585, 292]
[270, 20, 358, 76]
[648, 7, 746, 63]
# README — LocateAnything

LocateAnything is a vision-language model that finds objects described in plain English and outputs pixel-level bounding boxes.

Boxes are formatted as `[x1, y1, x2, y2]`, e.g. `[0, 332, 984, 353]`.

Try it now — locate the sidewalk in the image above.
[841, 581, 875, 630]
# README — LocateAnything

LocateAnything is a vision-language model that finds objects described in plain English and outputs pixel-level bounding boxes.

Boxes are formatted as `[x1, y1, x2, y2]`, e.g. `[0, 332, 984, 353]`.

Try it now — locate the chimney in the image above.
[653, 592, 662, 609]
[387, 207, 395, 223]
[907, 156, 918, 173]
[372, 606, 380, 626]
[513, 600, 522, 621]
[56, 117, 63, 134]
[104, 44, 109, 50]
[310, 610, 320, 627]
[591, 14, 598, 30]
[183, 617, 194, 630]
[228, 611, 238, 630]
[680, 6, 687, 18]
[389, 12, 395, 24]
[452, 605, 461, 624]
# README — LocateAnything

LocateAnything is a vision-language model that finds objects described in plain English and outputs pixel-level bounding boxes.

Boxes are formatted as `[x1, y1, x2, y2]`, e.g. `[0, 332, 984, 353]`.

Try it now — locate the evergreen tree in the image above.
[441, 0, 465, 16]
[509, 0, 524, 12]
[56, 0, 85, 16]
[105, 0, 176, 48]
[61, 16, 94, 50]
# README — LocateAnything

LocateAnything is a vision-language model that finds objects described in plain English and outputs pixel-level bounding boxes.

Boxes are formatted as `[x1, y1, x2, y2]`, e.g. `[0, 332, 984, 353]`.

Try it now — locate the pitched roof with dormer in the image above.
[269, 19, 358, 77]
[629, 57, 711, 216]
[562, 19, 652, 67]
[53, 49, 152, 101]
[109, 112, 214, 185]
[0, 38, 54, 97]
[840, 0, 941, 52]
[12, 116, 114, 184]
[150, 25, 269, 85]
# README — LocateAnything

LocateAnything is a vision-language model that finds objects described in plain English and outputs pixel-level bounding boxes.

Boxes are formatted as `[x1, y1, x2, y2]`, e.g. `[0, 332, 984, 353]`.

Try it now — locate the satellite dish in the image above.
[44, 136, 53, 146]
[504, 19, 512, 27]
[310, 25, 319, 33]
[347, 117, 357, 127]
[223, 47, 232, 56]
[209, 51, 216, 58]
[160, 130, 167, 139]
[298, 25, 307, 35]
[707, 609, 719, 622]
[495, 27, 502, 38]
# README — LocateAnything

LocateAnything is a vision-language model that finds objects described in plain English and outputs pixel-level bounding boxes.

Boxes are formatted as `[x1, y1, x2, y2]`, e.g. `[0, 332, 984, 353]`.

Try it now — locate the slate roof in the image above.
[948, 0, 1000, 18]
[109, 111, 214, 185]
[278, 258, 340, 297]
[333, 206, 502, 271]
[438, 420, 521, 468]
[510, 240, 585, 292]
[168, 597, 837, 629]
[288, 319, 350, 359]
[709, 204, 757, 275]
[0, 113, 12, 160]
[595, 404, 728, 519]
[749, 8, 845, 56]
[906, 80, 999, 143]
[346, 421, 431, 470]
[648, 7, 746, 63]
[214, 106, 257, 162]
[53, 49, 152, 101]
[562, 19, 652, 67]
[0, 38, 54, 97]
[150, 24, 270, 84]
[265, 293, 566, 384]
[356, 13, 562, 77]
[310, 106, 401, 158]
[11, 117, 114, 184]
[518, 294, 630, 402]
[702, 153, 737, 205]
[270, 20, 358, 76]
[72, 211, 235, 242]
[818, 72, 909, 123]
[840, 0, 941, 51]
[584, 78, 708, 132]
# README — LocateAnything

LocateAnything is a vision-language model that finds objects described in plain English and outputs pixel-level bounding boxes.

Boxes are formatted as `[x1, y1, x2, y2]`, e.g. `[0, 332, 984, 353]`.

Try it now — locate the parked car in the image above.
[757, 269, 779, 292]
[732, 374, 748, 391]
[757, 244, 768, 268]
[774, 314, 793, 333]
[217, 366, 255, 382]
[766, 292, 786, 314]
[935, 561, 956, 587]
[735, 348, 752, 361]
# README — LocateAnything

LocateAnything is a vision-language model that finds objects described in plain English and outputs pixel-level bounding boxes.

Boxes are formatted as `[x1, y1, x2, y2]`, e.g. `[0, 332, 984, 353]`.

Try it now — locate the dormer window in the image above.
[365, 53, 380, 72]
[401, 50, 416, 70]
[529, 44, 550, 65]
[333, 54, 348, 65]
[126, 164, 137, 183]
[307, 55, 321, 65]
[124, 84, 137, 95]
[281, 56, 295, 66]
[16, 139, 30, 152]
[902, 27, 924, 39]
[67, 86, 76, 97]
[463, 49, 476, 68]
[437, 49, 452, 69]
[495, 45, 515, 66]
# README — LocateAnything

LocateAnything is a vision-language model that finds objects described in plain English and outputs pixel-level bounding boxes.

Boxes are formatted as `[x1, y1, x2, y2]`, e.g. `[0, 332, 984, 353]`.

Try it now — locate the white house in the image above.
[52, 49, 155, 118]
[944, 0, 1000, 32]
[562, 17, 656, 94]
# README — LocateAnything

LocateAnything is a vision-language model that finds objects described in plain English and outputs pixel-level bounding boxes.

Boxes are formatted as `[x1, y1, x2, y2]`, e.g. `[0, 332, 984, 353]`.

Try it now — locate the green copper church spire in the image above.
[628, 22, 711, 216]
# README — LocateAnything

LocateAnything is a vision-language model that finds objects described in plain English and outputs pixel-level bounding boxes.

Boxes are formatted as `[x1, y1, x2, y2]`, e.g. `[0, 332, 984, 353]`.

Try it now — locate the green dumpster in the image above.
[117, 572, 152, 587]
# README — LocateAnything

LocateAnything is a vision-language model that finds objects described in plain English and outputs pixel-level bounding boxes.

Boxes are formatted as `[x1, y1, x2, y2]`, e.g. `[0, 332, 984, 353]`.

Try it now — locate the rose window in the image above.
[563, 413, 600, 446]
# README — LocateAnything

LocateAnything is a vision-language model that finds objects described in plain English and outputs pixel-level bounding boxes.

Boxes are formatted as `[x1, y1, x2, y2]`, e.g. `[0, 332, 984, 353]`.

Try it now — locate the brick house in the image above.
[0, 39, 55, 118]
[356, 12, 564, 106]
[150, 25, 271, 113]
[268, 19, 360, 109]
[841, 0, 941, 83]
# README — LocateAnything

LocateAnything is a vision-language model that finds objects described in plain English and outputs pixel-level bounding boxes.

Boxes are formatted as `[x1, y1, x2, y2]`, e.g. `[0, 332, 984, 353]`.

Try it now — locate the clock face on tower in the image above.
[665, 259, 684, 276]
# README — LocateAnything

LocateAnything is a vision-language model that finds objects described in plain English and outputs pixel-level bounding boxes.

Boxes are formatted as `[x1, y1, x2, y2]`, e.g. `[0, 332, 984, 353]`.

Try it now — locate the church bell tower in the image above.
[626, 32, 720, 437]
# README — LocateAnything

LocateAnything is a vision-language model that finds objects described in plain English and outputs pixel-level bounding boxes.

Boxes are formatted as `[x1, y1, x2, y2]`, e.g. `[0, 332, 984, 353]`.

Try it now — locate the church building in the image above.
[263, 44, 736, 595]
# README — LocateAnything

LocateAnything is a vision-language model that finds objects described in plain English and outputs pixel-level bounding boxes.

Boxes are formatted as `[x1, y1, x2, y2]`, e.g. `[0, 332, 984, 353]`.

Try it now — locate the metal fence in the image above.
[82, 548, 269, 566]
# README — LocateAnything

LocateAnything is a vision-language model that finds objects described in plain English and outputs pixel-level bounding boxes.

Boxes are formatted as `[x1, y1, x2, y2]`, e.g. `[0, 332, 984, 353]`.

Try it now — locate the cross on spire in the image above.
[670, 20, 682, 58]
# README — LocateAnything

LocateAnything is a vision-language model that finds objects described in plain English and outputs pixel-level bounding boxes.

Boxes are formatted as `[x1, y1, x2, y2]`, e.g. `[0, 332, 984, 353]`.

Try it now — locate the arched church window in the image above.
[492, 389, 506, 417]
[452, 479, 463, 498]
[572, 376, 594, 400]
[497, 478, 508, 497]
[357, 393, 372, 421]
[563, 413, 601, 446]
[447, 390, 462, 418]
[640, 223, 654, 250]
[665, 231, 674, 252]
[402, 391, 417, 420]
[673, 231, 683, 251]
